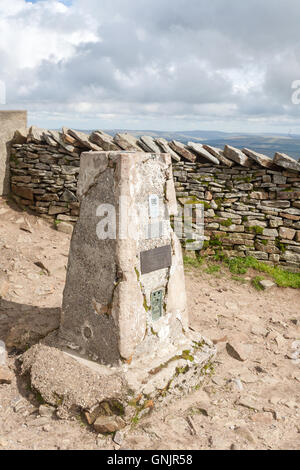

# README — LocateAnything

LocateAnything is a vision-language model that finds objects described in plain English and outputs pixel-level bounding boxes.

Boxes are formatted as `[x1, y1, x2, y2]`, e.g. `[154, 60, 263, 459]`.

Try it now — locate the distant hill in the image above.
[77, 129, 300, 160]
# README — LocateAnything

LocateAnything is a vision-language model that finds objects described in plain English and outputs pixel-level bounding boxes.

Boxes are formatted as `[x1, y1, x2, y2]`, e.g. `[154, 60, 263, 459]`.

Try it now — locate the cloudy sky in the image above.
[0, 0, 300, 132]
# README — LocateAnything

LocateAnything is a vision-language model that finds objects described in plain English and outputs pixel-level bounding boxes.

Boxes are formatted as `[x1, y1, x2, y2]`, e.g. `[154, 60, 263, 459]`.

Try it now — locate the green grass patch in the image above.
[183, 255, 204, 269]
[205, 265, 221, 274]
[184, 198, 210, 210]
[220, 218, 233, 227]
[252, 276, 265, 291]
[209, 237, 223, 247]
[231, 275, 247, 283]
[214, 198, 223, 210]
[184, 253, 300, 289]
[213, 250, 226, 262]
[275, 238, 286, 253]
[225, 256, 300, 288]
[249, 225, 264, 235]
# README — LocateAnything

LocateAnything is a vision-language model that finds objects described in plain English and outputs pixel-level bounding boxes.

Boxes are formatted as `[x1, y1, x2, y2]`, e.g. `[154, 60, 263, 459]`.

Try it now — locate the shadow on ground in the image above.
[0, 298, 60, 353]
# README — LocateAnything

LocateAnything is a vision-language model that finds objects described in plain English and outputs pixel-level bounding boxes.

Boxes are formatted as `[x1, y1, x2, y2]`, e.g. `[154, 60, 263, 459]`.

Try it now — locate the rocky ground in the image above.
[0, 197, 299, 450]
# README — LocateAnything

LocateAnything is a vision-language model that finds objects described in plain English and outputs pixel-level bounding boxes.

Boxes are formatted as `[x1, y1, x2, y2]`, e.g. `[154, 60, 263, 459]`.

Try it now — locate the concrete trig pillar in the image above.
[38, 150, 215, 405]
[59, 151, 192, 364]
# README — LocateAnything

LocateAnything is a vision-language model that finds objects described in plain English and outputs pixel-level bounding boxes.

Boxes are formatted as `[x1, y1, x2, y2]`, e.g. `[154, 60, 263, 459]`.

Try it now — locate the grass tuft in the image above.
[204, 265, 220, 274]
[184, 254, 300, 289]
[252, 276, 264, 291]
[225, 256, 300, 288]
[183, 255, 204, 269]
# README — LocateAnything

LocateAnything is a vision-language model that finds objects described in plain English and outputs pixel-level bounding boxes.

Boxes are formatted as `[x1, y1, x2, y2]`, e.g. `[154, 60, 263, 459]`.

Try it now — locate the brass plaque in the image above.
[140, 245, 172, 275]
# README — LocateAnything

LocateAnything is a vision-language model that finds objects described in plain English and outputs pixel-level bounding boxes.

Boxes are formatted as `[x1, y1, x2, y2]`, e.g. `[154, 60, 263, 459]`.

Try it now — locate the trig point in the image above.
[59, 151, 215, 389]
[23, 151, 215, 421]
[59, 150, 191, 364]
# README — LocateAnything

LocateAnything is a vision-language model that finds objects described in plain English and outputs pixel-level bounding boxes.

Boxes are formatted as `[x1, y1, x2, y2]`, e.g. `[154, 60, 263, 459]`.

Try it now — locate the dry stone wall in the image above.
[8, 126, 300, 271]
[173, 162, 300, 273]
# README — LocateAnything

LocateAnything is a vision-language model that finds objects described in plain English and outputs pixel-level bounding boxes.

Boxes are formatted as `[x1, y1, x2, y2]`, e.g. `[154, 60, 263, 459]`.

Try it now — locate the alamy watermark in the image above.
[291, 80, 300, 104]
[95, 197, 205, 251]
[0, 80, 6, 105]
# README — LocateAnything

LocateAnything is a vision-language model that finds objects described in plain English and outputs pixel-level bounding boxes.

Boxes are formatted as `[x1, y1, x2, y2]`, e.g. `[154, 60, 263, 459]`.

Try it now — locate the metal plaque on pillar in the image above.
[140, 245, 172, 275]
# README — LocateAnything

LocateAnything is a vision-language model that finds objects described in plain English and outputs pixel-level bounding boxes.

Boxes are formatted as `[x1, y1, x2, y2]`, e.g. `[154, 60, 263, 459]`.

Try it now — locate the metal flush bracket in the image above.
[150, 289, 164, 321]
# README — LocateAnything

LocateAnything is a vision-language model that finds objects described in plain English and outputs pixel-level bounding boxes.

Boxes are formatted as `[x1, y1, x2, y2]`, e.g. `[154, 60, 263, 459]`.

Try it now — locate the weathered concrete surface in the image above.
[60, 154, 119, 364]
[21, 344, 128, 418]
[0, 111, 27, 195]
[59, 151, 205, 367]
[22, 334, 216, 423]
[34, 150, 217, 413]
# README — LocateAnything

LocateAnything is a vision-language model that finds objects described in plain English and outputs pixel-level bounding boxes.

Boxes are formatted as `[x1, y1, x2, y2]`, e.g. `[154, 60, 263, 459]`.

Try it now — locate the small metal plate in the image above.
[140, 245, 172, 275]
[151, 289, 164, 321]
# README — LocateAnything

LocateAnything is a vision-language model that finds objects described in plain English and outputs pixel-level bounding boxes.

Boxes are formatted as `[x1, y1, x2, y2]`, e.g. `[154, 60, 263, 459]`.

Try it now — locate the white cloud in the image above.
[0, 0, 98, 69]
[0, 0, 300, 132]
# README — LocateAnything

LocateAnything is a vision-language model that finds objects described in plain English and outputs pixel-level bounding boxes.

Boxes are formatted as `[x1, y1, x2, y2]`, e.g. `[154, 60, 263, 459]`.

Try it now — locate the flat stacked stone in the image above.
[203, 144, 233, 167]
[155, 138, 181, 161]
[113, 133, 142, 151]
[273, 152, 300, 172]
[138, 135, 162, 153]
[169, 140, 197, 163]
[187, 142, 219, 165]
[89, 131, 121, 151]
[224, 145, 253, 168]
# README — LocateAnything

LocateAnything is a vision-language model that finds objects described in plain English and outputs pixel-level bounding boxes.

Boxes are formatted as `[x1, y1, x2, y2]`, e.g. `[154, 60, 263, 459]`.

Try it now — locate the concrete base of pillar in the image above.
[20, 331, 216, 426]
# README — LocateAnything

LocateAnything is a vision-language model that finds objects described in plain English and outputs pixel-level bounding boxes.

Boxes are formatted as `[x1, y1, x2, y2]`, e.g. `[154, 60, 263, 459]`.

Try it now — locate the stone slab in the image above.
[273, 153, 300, 172]
[223, 145, 252, 167]
[202, 144, 233, 167]
[187, 142, 220, 165]
[89, 130, 120, 151]
[139, 135, 162, 153]
[155, 138, 181, 162]
[169, 141, 196, 163]
[113, 133, 142, 151]
[243, 148, 276, 169]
